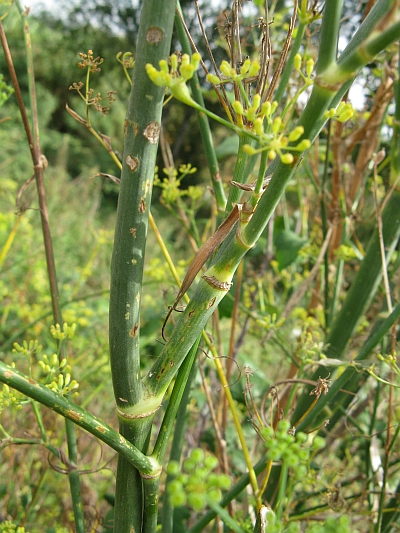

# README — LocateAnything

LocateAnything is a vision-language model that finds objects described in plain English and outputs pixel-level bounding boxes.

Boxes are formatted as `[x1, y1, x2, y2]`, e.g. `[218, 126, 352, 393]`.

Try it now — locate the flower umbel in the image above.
[145, 53, 201, 106]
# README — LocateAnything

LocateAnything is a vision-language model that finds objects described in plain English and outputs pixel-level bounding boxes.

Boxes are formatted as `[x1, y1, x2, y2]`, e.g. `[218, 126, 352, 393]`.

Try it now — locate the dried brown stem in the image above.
[265, 0, 298, 102]
[255, 1, 271, 101]
[0, 20, 62, 326]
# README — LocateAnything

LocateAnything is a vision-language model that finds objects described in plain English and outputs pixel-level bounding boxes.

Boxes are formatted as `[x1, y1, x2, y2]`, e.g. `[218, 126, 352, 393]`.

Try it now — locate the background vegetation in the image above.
[0, 1, 399, 532]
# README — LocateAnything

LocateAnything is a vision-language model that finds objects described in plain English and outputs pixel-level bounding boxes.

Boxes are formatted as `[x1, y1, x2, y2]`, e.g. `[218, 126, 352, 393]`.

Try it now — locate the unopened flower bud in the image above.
[220, 60, 232, 77]
[170, 54, 178, 71]
[272, 117, 282, 134]
[248, 60, 261, 77]
[207, 73, 221, 85]
[288, 126, 304, 142]
[232, 100, 244, 115]
[254, 117, 264, 136]
[243, 144, 257, 155]
[281, 153, 294, 164]
[240, 58, 251, 76]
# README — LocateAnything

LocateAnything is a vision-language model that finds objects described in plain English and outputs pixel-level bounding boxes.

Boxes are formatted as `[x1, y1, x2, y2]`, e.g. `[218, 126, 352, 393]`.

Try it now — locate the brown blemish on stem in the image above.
[213, 171, 221, 182]
[207, 297, 216, 309]
[139, 199, 146, 213]
[143, 121, 160, 144]
[126, 154, 139, 171]
[169, 360, 174, 367]
[202, 275, 232, 291]
[66, 409, 83, 422]
[188, 310, 195, 318]
[129, 324, 139, 338]
[124, 120, 139, 137]
[96, 425, 107, 434]
[146, 26, 164, 44]
[157, 367, 166, 379]
[129, 227, 137, 238]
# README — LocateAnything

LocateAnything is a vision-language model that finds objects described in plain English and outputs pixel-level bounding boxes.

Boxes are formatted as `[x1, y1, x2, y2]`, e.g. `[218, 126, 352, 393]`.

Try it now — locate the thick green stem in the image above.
[108, 1, 176, 531]
[142, 265, 246, 401]
[0, 361, 158, 474]
[337, 0, 395, 64]
[316, 0, 343, 73]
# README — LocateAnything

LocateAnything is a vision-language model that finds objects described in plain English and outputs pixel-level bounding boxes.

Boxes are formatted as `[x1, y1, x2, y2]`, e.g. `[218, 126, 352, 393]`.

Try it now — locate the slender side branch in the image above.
[0, 362, 159, 475]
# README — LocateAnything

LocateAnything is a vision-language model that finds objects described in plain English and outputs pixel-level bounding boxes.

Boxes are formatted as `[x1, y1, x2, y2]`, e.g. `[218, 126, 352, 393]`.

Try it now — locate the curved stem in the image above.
[0, 361, 157, 474]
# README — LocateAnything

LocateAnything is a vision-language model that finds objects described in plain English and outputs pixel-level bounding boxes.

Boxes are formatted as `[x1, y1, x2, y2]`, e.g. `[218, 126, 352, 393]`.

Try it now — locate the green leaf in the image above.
[274, 230, 307, 270]
[215, 135, 240, 160]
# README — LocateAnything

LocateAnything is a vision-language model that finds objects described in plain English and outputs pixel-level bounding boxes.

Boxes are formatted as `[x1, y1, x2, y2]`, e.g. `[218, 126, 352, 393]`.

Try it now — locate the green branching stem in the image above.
[0, 361, 159, 474]
[337, 0, 395, 63]
[140, 0, 400, 424]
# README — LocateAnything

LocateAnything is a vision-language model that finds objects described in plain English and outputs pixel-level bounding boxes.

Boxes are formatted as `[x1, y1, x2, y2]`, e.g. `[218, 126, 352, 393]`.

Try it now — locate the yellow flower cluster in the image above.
[145, 53, 201, 106]
[207, 58, 260, 85]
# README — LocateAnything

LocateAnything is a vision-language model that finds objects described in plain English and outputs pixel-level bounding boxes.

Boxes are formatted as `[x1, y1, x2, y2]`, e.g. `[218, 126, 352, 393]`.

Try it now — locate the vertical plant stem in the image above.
[274, 19, 307, 103]
[316, 0, 343, 73]
[152, 336, 201, 462]
[391, 44, 400, 183]
[161, 356, 199, 533]
[143, 338, 200, 533]
[108, 1, 176, 531]
[275, 463, 289, 521]
[321, 119, 331, 329]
